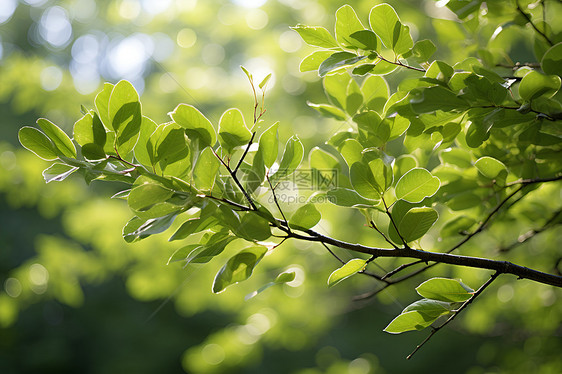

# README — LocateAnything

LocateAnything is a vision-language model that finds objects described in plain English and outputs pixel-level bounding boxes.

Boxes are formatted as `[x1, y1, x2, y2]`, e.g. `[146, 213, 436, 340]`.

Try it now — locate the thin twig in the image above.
[382, 197, 409, 249]
[233, 132, 256, 174]
[369, 220, 399, 249]
[516, 0, 554, 46]
[266, 175, 290, 229]
[407, 271, 501, 359]
[375, 54, 426, 72]
[211, 147, 257, 210]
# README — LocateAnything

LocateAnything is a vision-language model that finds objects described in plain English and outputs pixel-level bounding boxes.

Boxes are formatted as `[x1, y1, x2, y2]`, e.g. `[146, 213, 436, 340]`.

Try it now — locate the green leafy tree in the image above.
[12, 0, 562, 364]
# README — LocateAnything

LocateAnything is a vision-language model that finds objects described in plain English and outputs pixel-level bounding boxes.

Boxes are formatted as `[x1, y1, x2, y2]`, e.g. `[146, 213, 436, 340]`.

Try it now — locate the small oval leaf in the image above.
[395, 168, 440, 203]
[328, 258, 367, 287]
[416, 277, 474, 302]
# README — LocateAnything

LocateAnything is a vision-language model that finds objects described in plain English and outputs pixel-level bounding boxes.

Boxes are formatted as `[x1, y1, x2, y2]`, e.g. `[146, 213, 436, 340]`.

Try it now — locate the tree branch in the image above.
[282, 227, 562, 287]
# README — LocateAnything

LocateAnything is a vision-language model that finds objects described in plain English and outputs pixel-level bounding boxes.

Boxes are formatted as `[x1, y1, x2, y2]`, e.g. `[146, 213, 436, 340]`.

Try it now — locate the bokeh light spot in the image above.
[0, 151, 16, 171]
[0, 0, 17, 24]
[245, 9, 268, 30]
[497, 284, 514, 303]
[71, 34, 100, 64]
[177, 28, 197, 48]
[22, 0, 48, 6]
[279, 30, 302, 53]
[4, 278, 22, 298]
[40, 66, 63, 91]
[141, 0, 172, 14]
[119, 0, 141, 19]
[232, 0, 267, 8]
[201, 43, 225, 66]
[201, 344, 225, 365]
[39, 6, 73, 48]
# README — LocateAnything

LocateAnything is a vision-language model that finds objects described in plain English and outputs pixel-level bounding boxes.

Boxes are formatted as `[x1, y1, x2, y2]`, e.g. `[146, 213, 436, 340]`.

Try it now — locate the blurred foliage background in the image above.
[1, 0, 560, 373]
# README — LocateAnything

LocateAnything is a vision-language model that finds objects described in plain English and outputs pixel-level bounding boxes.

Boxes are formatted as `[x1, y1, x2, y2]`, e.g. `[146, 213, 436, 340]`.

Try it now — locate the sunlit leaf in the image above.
[289, 203, 321, 230]
[416, 278, 474, 302]
[327, 258, 367, 287]
[212, 246, 267, 293]
[395, 168, 440, 203]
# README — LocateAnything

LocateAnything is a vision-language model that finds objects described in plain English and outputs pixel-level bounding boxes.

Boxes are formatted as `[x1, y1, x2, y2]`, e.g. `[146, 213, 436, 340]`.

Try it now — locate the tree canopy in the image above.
[2, 0, 562, 373]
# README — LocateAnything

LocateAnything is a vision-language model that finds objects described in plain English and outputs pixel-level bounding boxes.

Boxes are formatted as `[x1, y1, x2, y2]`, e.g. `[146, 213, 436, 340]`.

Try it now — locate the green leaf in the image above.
[369, 4, 413, 55]
[323, 72, 351, 110]
[218, 108, 252, 153]
[474, 156, 507, 179]
[73, 111, 107, 153]
[128, 178, 194, 219]
[319, 52, 367, 77]
[395, 168, 440, 203]
[18, 127, 58, 161]
[291, 25, 339, 49]
[259, 122, 279, 168]
[212, 246, 268, 293]
[350, 162, 380, 199]
[541, 42, 562, 77]
[339, 139, 363, 168]
[167, 244, 200, 264]
[403, 299, 452, 319]
[193, 146, 220, 191]
[349, 30, 380, 51]
[245, 270, 296, 300]
[327, 258, 367, 287]
[361, 75, 389, 114]
[440, 216, 476, 237]
[37, 118, 76, 158]
[94, 82, 114, 128]
[274, 135, 304, 180]
[404, 39, 436, 64]
[416, 278, 474, 302]
[169, 203, 219, 241]
[439, 148, 473, 168]
[326, 188, 379, 207]
[462, 74, 507, 105]
[335, 5, 365, 49]
[185, 234, 236, 265]
[384, 311, 436, 334]
[169, 103, 216, 147]
[368, 158, 393, 192]
[307, 102, 347, 120]
[300, 51, 334, 72]
[398, 207, 438, 242]
[425, 60, 454, 82]
[518, 71, 561, 101]
[151, 122, 190, 177]
[352, 64, 377, 76]
[134, 116, 158, 169]
[259, 73, 272, 89]
[309, 147, 338, 171]
[42, 163, 79, 183]
[394, 155, 417, 181]
[354, 111, 389, 147]
[289, 203, 321, 230]
[107, 80, 142, 156]
[410, 86, 470, 113]
[169, 216, 219, 241]
[122, 213, 177, 242]
[237, 213, 271, 241]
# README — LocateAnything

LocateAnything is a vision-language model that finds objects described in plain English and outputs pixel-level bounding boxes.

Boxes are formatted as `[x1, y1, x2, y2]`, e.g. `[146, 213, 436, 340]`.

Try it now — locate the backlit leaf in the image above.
[327, 258, 367, 287]
[395, 168, 440, 203]
[416, 277, 474, 302]
[212, 246, 268, 293]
